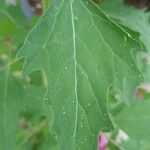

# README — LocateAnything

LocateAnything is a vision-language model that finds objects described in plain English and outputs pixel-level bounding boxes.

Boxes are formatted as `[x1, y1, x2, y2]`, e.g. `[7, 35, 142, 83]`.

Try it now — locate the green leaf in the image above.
[0, 0, 5, 7]
[0, 3, 28, 56]
[99, 2, 150, 148]
[114, 100, 150, 149]
[0, 70, 58, 149]
[100, 0, 150, 51]
[17, 0, 144, 149]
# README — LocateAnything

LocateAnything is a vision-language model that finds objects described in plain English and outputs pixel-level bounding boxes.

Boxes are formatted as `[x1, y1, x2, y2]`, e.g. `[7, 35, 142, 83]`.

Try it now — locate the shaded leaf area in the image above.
[0, 68, 58, 150]
[17, 0, 144, 149]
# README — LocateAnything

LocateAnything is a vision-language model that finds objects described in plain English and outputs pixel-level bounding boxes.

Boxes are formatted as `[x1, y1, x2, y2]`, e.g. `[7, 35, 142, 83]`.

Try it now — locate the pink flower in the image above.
[99, 133, 108, 150]
[135, 83, 150, 99]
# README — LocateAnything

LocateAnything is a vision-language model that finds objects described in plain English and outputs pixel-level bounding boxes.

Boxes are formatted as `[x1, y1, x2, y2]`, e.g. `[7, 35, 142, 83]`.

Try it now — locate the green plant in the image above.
[0, 0, 150, 149]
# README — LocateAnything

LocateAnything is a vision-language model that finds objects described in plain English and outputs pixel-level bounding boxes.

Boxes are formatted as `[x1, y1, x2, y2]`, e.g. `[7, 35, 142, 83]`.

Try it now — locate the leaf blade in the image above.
[17, 0, 144, 149]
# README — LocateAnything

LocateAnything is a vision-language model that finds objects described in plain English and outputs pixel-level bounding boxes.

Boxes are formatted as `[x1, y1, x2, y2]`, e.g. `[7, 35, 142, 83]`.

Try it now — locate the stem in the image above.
[42, 0, 49, 12]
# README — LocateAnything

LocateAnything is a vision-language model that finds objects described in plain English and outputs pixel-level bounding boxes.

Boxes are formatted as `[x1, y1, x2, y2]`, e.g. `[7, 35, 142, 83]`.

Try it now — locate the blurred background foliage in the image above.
[100, 0, 150, 149]
[0, 0, 58, 150]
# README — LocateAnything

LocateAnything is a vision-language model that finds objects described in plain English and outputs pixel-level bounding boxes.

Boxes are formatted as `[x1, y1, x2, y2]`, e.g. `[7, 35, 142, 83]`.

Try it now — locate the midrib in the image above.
[70, 0, 78, 138]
